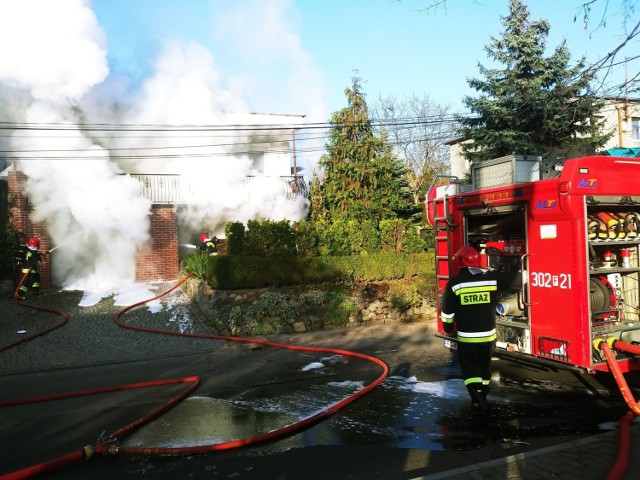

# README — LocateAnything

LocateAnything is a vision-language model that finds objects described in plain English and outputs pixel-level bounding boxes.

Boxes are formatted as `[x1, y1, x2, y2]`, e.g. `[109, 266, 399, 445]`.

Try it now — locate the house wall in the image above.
[598, 99, 640, 150]
[135, 205, 180, 282]
[8, 170, 52, 291]
[8, 171, 180, 289]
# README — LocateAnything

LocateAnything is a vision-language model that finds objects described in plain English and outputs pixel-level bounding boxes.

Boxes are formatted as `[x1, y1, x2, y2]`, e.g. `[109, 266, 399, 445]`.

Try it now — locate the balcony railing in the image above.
[128, 174, 308, 204]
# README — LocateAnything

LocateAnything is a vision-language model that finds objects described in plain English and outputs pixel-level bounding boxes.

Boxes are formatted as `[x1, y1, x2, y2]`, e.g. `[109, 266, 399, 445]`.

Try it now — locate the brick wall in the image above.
[8, 171, 52, 291]
[9, 170, 181, 287]
[135, 205, 180, 282]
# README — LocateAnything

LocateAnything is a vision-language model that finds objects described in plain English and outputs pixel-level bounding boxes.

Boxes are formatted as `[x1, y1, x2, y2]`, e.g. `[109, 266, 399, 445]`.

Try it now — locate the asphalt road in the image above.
[1, 286, 637, 479]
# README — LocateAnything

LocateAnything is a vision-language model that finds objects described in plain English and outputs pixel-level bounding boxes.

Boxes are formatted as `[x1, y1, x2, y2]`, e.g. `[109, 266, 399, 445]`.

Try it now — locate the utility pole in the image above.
[291, 128, 298, 194]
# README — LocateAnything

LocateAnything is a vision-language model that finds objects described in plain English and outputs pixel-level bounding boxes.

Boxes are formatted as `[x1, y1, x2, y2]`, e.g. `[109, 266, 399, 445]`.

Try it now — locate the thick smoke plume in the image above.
[0, 0, 317, 291]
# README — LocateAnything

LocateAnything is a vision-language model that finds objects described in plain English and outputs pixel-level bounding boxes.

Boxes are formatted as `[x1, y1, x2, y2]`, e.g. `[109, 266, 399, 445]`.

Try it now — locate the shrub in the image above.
[183, 251, 209, 279]
[294, 220, 320, 256]
[245, 219, 296, 257]
[388, 281, 422, 311]
[251, 291, 298, 324]
[320, 219, 351, 256]
[205, 252, 433, 289]
[323, 295, 358, 327]
[299, 289, 328, 306]
[0, 223, 21, 281]
[226, 222, 246, 255]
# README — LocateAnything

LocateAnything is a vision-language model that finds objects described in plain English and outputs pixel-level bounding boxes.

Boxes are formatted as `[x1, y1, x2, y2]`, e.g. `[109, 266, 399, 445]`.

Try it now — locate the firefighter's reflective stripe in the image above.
[452, 281, 497, 306]
[464, 377, 483, 386]
[457, 329, 497, 343]
[451, 280, 498, 293]
[441, 311, 455, 325]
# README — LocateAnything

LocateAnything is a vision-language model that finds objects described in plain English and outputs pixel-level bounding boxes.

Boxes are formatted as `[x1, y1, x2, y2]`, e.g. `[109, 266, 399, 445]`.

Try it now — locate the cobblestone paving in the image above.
[1, 284, 224, 374]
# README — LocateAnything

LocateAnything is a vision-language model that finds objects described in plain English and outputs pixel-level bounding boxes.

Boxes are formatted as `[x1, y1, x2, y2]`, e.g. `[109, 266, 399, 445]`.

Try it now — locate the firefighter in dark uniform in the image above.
[17, 237, 44, 301]
[198, 233, 218, 256]
[440, 245, 505, 412]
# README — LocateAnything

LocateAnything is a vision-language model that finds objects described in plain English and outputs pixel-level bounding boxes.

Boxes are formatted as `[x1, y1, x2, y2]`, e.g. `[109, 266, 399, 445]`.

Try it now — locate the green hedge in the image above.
[227, 218, 429, 257]
[203, 251, 434, 289]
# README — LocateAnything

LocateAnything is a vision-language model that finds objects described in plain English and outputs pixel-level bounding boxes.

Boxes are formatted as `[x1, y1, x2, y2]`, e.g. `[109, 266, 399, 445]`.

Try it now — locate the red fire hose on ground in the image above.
[0, 275, 389, 479]
[1, 269, 69, 353]
[594, 337, 640, 480]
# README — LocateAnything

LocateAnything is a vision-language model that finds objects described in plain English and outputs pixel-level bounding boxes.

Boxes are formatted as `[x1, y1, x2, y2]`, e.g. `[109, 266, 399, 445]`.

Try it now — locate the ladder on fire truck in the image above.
[426, 176, 463, 299]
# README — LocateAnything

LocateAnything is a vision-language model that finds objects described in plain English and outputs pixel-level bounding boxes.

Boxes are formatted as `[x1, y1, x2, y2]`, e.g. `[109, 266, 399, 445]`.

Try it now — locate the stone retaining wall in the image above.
[182, 277, 437, 335]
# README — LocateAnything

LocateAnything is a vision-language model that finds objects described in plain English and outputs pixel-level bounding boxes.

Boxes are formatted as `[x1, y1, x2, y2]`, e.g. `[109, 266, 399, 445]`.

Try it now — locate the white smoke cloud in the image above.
[211, 0, 327, 121]
[0, 0, 318, 290]
[0, 0, 108, 102]
[113, 39, 309, 237]
[0, 0, 150, 290]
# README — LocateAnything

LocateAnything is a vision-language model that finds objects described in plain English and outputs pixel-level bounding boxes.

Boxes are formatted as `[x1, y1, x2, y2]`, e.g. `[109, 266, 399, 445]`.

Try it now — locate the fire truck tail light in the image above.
[559, 182, 570, 194]
[538, 337, 569, 360]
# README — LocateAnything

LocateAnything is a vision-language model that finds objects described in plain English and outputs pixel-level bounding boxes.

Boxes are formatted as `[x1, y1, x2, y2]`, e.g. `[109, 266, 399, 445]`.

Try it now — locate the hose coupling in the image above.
[593, 337, 606, 350]
[95, 432, 120, 457]
[81, 445, 95, 461]
[606, 336, 618, 349]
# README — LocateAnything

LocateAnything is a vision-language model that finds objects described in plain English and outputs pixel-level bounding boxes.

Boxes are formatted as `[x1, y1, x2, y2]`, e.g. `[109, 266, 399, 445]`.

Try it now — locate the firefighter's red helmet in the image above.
[199, 233, 210, 244]
[454, 246, 481, 268]
[27, 237, 40, 251]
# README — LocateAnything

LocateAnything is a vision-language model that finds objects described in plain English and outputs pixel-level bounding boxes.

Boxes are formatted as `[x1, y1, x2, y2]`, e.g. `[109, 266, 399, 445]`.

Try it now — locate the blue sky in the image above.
[91, 0, 639, 120]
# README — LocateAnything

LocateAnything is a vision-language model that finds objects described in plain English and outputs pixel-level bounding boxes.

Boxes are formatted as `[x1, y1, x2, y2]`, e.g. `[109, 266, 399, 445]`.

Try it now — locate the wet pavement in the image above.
[1, 283, 639, 479]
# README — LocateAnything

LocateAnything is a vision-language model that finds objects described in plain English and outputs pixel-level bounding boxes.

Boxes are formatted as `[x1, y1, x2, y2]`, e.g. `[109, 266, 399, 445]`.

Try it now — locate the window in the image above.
[633, 117, 640, 140]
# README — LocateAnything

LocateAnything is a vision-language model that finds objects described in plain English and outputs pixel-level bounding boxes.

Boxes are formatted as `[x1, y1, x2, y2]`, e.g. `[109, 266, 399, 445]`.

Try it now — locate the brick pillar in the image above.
[135, 205, 180, 282]
[8, 171, 52, 291]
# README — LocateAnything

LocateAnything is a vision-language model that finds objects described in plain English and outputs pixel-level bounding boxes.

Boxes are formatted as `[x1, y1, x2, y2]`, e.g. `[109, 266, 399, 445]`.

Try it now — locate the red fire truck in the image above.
[427, 154, 640, 375]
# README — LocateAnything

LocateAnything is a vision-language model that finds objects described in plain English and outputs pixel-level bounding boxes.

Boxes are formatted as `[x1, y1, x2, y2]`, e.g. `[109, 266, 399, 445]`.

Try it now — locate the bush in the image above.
[294, 220, 320, 256]
[299, 289, 328, 306]
[0, 224, 21, 281]
[321, 291, 358, 327]
[245, 219, 295, 257]
[388, 281, 422, 311]
[225, 221, 246, 255]
[216, 290, 309, 336]
[223, 217, 427, 259]
[203, 252, 433, 289]
[183, 251, 209, 279]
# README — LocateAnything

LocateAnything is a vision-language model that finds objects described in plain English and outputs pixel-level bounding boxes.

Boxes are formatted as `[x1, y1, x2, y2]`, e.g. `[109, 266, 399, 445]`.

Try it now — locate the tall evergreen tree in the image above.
[318, 76, 413, 223]
[456, 0, 610, 162]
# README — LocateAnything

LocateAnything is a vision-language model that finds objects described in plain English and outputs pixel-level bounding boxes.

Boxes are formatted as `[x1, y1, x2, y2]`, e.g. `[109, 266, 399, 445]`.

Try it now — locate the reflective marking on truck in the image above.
[535, 200, 557, 209]
[578, 179, 598, 188]
[531, 272, 573, 289]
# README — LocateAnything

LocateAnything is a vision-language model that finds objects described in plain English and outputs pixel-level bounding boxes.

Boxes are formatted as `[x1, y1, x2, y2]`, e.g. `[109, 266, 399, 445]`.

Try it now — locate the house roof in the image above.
[605, 147, 640, 157]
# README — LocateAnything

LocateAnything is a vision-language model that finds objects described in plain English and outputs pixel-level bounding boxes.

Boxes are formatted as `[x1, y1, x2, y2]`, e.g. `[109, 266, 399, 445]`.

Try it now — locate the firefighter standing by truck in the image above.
[441, 246, 508, 413]
[16, 237, 45, 301]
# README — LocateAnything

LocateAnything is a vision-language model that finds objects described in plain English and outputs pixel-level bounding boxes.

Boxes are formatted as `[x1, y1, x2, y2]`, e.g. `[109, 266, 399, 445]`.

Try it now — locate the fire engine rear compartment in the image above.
[430, 156, 640, 374]
[464, 206, 531, 357]
[587, 198, 640, 365]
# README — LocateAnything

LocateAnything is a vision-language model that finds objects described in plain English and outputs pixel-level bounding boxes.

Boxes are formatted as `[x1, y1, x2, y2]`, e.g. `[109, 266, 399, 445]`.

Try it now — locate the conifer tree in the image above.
[318, 76, 413, 224]
[457, 0, 610, 162]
